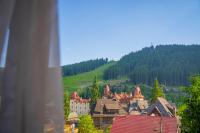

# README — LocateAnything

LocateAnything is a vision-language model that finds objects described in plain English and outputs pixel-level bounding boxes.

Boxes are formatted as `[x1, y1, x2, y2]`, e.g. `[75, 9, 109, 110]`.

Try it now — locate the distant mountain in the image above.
[62, 58, 108, 76]
[103, 45, 200, 86]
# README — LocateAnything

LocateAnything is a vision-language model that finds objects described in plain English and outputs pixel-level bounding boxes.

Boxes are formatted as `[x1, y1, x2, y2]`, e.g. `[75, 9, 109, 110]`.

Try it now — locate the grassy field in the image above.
[63, 61, 116, 94]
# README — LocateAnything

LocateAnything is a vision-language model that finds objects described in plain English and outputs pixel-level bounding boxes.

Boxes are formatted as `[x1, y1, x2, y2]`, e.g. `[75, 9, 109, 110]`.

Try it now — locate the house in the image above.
[102, 85, 131, 114]
[129, 86, 149, 115]
[100, 85, 149, 115]
[92, 99, 127, 129]
[147, 97, 176, 117]
[70, 92, 90, 115]
[102, 84, 132, 104]
[111, 115, 179, 133]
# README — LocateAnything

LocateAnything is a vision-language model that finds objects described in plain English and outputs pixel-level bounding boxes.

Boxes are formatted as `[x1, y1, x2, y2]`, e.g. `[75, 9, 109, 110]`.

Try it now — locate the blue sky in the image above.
[58, 0, 200, 65]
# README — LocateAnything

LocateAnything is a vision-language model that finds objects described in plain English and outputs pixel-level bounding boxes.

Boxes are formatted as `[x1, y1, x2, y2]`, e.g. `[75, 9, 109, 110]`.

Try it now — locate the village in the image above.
[66, 84, 179, 133]
[1, 1, 200, 133]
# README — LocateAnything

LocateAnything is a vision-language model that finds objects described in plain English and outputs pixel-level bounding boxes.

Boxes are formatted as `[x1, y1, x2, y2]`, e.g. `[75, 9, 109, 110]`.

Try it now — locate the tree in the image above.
[104, 125, 112, 133]
[62, 58, 108, 77]
[180, 75, 200, 133]
[151, 78, 164, 102]
[78, 115, 97, 133]
[90, 76, 100, 105]
[103, 45, 200, 86]
[64, 91, 70, 122]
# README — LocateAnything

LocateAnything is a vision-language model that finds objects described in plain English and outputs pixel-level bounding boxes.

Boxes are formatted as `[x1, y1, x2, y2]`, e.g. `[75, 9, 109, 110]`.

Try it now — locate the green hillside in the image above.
[62, 60, 183, 106]
[63, 61, 116, 94]
[62, 58, 108, 77]
[104, 45, 200, 86]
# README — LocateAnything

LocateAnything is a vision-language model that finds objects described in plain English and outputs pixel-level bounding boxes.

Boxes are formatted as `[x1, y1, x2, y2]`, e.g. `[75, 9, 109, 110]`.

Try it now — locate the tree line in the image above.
[62, 58, 108, 77]
[103, 44, 200, 86]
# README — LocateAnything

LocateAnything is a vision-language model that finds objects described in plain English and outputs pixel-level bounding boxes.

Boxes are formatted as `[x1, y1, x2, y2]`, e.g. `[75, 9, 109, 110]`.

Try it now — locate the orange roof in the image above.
[113, 93, 132, 103]
[132, 86, 144, 99]
[71, 92, 90, 103]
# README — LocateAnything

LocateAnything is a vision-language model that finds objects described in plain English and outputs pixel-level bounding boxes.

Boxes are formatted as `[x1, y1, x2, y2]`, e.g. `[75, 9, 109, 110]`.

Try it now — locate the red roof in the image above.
[70, 92, 90, 103]
[111, 115, 178, 133]
[71, 92, 80, 99]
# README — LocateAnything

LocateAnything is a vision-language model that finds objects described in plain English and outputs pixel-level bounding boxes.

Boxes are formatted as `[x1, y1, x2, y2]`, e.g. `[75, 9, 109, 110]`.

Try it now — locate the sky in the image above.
[58, 0, 200, 65]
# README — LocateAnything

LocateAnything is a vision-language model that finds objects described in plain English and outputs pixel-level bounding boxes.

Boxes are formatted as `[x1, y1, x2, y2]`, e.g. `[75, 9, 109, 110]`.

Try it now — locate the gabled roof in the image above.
[129, 100, 149, 112]
[94, 99, 119, 113]
[111, 115, 178, 133]
[147, 97, 176, 117]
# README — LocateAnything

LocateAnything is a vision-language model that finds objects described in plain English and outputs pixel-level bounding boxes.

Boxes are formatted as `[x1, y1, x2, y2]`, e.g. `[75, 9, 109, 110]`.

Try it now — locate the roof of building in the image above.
[118, 103, 128, 115]
[137, 100, 149, 110]
[70, 92, 90, 103]
[147, 97, 176, 117]
[132, 86, 144, 100]
[113, 93, 131, 103]
[111, 115, 178, 133]
[71, 92, 80, 99]
[129, 100, 149, 113]
[105, 103, 120, 110]
[94, 99, 119, 113]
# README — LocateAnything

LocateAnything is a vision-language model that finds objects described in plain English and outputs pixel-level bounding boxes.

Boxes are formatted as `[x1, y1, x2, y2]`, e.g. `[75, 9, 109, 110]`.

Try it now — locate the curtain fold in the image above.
[0, 0, 15, 59]
[0, 0, 64, 133]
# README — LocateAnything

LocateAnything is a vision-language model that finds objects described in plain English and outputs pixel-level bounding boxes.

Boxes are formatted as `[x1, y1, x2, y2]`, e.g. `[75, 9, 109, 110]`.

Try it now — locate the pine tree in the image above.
[151, 78, 164, 102]
[78, 115, 98, 133]
[90, 76, 100, 105]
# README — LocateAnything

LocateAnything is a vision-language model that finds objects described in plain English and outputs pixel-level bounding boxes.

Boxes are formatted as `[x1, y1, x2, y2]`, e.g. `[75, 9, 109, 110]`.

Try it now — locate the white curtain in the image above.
[0, 0, 64, 133]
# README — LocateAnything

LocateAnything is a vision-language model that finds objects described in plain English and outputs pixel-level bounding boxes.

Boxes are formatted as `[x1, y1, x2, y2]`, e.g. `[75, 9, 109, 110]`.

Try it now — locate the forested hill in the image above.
[103, 45, 200, 86]
[62, 58, 108, 76]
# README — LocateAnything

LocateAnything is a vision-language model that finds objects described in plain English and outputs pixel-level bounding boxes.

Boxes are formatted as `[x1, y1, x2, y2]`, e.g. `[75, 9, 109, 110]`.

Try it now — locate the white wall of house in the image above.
[70, 100, 90, 115]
